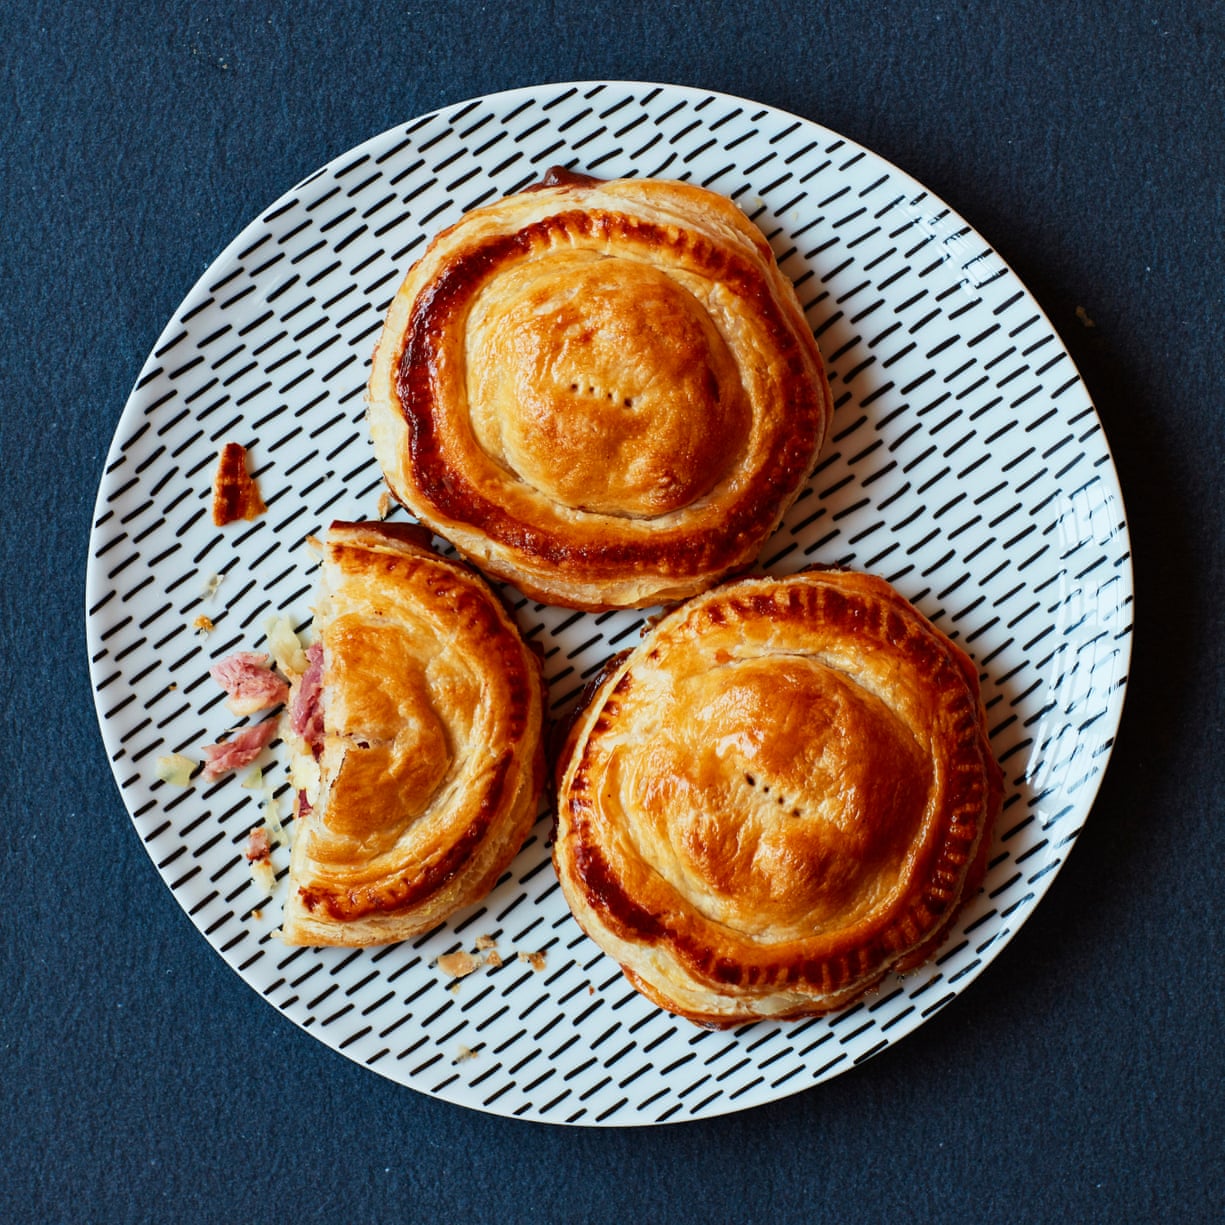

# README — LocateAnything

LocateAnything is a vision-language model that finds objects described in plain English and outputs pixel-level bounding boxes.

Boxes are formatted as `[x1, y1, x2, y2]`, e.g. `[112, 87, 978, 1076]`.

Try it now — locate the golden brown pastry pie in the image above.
[552, 569, 1003, 1026]
[366, 170, 833, 610]
[281, 521, 545, 946]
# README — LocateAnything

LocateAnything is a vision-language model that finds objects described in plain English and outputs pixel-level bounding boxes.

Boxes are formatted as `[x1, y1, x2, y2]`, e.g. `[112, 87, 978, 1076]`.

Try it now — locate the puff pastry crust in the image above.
[367, 170, 833, 610]
[552, 569, 1003, 1026]
[281, 521, 545, 946]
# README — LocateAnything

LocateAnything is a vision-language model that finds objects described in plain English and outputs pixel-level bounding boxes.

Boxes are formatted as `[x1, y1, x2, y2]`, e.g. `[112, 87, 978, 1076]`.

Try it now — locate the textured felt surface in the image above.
[3, 1, 1223, 1221]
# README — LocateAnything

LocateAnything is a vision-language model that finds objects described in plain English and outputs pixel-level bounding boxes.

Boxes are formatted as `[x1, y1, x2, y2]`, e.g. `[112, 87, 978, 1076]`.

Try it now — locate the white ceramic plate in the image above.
[86, 82, 1133, 1125]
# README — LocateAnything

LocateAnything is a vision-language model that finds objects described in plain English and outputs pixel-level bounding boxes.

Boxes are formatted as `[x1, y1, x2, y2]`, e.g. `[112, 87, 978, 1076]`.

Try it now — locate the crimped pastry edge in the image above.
[280, 521, 547, 947]
[366, 173, 833, 610]
[552, 568, 1003, 1026]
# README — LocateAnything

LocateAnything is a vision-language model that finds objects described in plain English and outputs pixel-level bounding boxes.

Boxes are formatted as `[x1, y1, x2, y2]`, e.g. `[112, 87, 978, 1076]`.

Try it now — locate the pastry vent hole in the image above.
[742, 772, 804, 819]
[566, 382, 635, 409]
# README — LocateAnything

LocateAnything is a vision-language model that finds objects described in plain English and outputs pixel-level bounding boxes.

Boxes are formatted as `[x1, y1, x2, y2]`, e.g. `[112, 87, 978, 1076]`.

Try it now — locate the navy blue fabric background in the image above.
[3, 1, 1222, 1220]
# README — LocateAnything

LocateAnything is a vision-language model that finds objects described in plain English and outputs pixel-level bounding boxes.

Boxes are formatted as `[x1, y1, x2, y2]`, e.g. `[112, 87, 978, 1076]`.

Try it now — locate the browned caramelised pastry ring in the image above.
[552, 569, 1003, 1027]
[367, 173, 833, 610]
[281, 521, 546, 947]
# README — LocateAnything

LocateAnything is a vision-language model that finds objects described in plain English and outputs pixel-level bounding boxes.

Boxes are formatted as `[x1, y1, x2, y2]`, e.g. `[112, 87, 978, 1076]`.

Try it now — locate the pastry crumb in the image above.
[455, 1045, 477, 1063]
[518, 950, 547, 973]
[437, 950, 480, 979]
[377, 489, 393, 519]
[1075, 305, 1096, 329]
[475, 934, 497, 951]
[246, 827, 276, 894]
[193, 614, 215, 635]
[249, 855, 276, 894]
[484, 950, 504, 969]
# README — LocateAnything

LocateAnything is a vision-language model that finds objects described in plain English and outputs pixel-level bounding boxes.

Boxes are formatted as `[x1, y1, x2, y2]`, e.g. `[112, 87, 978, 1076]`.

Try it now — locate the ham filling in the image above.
[209, 651, 289, 715]
[290, 642, 325, 757]
[201, 718, 279, 780]
[244, 826, 273, 862]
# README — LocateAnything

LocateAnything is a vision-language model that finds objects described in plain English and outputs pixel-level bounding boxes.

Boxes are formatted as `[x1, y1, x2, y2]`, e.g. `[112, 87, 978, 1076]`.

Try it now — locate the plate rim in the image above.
[85, 78, 1135, 1125]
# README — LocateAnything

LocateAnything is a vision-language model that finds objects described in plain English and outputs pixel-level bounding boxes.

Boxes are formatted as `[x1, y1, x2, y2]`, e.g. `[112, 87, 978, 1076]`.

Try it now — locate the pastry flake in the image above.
[211, 441, 266, 526]
[367, 172, 833, 610]
[552, 569, 1003, 1027]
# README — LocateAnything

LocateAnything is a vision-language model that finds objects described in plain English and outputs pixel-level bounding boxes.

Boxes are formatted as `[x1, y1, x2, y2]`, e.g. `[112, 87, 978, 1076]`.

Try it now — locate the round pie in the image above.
[367, 170, 833, 610]
[552, 568, 1003, 1025]
[281, 521, 545, 946]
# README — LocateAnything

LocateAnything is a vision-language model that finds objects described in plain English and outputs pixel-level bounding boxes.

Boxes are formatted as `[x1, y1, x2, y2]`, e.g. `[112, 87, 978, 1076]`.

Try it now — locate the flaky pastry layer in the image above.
[281, 521, 545, 946]
[367, 171, 833, 610]
[552, 570, 1003, 1026]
